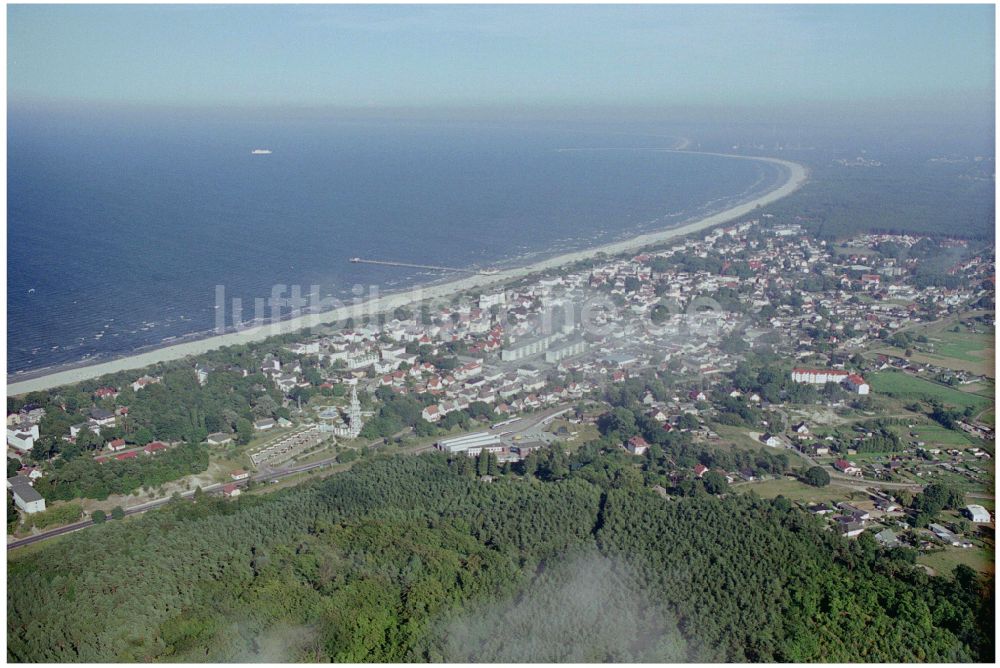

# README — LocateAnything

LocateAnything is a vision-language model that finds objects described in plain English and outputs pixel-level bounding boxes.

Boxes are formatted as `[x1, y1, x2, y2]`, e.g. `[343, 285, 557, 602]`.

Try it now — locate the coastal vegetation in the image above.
[7, 451, 993, 662]
[757, 157, 994, 241]
[19, 502, 83, 532]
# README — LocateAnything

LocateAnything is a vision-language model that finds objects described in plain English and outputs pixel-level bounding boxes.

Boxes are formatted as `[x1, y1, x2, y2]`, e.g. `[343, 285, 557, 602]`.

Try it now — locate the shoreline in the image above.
[7, 152, 808, 396]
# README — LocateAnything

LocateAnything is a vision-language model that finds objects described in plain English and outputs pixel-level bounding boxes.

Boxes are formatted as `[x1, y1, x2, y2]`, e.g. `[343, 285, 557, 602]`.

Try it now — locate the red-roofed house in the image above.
[422, 404, 443, 422]
[230, 470, 250, 481]
[626, 435, 649, 456]
[694, 464, 708, 478]
[845, 374, 870, 395]
[115, 451, 138, 461]
[834, 459, 862, 476]
[144, 441, 168, 455]
[222, 483, 241, 498]
[107, 438, 128, 452]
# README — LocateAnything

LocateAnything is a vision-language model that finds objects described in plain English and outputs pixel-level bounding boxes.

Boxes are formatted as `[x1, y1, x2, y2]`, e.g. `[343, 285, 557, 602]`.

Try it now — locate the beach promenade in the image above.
[8, 153, 807, 396]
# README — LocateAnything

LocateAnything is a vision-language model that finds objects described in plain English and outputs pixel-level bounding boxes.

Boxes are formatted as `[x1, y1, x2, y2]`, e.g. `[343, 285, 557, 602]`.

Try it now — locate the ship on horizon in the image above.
[251, 148, 272, 155]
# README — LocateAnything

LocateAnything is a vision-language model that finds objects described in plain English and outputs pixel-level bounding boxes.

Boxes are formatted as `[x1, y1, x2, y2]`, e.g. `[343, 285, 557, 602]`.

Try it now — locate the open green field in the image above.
[895, 351, 994, 378]
[868, 371, 992, 412]
[926, 323, 994, 365]
[969, 497, 996, 512]
[544, 419, 600, 448]
[889, 422, 980, 448]
[735, 477, 865, 505]
[930, 468, 994, 495]
[711, 424, 807, 457]
[881, 318, 994, 377]
[918, 546, 994, 576]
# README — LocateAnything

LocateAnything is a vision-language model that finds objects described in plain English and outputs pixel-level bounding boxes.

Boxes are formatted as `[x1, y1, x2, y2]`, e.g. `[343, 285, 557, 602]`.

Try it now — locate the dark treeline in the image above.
[756, 158, 995, 241]
[7, 451, 992, 663]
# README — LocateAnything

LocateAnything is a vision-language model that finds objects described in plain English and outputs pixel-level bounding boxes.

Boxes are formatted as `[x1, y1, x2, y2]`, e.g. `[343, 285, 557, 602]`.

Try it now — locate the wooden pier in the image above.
[349, 257, 498, 275]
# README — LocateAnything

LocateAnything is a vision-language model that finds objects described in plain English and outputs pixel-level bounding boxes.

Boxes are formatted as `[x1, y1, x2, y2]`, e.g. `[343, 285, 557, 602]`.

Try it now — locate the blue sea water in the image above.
[8, 113, 784, 375]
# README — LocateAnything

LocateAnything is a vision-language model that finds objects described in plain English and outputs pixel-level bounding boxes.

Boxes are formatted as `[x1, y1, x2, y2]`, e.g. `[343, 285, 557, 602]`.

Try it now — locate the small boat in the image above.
[251, 149, 273, 155]
[27, 288, 35, 294]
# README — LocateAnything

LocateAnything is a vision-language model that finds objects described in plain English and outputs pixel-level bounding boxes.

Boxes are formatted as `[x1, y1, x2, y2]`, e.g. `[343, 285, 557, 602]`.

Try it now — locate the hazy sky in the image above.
[7, 4, 995, 112]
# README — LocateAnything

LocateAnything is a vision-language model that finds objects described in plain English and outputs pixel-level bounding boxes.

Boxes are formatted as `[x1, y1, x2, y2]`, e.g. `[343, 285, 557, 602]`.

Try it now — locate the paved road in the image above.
[7, 481, 228, 550]
[8, 406, 571, 551]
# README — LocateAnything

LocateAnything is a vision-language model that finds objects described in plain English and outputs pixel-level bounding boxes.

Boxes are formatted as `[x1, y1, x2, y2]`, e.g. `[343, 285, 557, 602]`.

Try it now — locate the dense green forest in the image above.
[8, 451, 993, 663]
[758, 157, 994, 241]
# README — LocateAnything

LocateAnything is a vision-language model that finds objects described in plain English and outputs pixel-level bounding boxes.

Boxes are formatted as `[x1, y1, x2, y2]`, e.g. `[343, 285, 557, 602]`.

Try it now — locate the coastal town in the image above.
[7, 4, 996, 662]
[7, 215, 995, 574]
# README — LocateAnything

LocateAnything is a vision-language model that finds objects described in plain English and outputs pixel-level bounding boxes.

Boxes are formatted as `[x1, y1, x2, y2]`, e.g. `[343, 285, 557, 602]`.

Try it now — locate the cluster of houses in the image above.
[208, 221, 989, 457]
[94, 440, 172, 463]
[803, 492, 993, 550]
[9, 216, 994, 530]
[873, 353, 991, 395]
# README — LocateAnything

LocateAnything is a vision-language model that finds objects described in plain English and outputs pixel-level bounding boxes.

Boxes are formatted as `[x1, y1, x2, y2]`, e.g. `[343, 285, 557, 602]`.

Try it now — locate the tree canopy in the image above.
[7, 452, 993, 663]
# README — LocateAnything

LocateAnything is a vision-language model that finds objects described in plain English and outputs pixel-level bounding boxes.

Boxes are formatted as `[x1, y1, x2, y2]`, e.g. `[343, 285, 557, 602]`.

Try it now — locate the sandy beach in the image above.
[8, 152, 807, 396]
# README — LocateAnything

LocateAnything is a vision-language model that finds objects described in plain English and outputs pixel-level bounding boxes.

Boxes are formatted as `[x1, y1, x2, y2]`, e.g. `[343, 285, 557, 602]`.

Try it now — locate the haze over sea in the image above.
[8, 113, 784, 376]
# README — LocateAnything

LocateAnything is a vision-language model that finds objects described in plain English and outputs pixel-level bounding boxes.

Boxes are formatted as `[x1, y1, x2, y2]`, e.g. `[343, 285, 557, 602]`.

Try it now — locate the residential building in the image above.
[7, 424, 39, 453]
[626, 435, 649, 456]
[8, 475, 45, 514]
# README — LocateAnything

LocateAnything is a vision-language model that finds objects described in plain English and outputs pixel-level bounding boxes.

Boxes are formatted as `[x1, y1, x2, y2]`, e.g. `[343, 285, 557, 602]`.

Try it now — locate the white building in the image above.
[346, 352, 379, 370]
[791, 368, 850, 385]
[131, 375, 161, 392]
[436, 432, 502, 456]
[8, 476, 45, 514]
[834, 459, 862, 476]
[845, 374, 870, 395]
[479, 292, 507, 310]
[6, 424, 39, 454]
[545, 338, 588, 363]
[964, 504, 992, 524]
[501, 332, 564, 362]
[626, 436, 649, 456]
[792, 368, 869, 395]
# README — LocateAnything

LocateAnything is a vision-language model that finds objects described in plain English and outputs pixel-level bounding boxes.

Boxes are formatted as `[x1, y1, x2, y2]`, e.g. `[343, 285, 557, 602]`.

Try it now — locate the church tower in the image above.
[347, 385, 363, 437]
